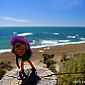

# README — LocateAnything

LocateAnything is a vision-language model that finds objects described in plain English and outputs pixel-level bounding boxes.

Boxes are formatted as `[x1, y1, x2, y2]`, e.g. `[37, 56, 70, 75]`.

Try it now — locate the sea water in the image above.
[0, 26, 85, 53]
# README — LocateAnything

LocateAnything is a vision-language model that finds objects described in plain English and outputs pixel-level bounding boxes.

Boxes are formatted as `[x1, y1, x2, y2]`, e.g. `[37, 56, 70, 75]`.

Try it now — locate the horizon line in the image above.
[0, 25, 85, 27]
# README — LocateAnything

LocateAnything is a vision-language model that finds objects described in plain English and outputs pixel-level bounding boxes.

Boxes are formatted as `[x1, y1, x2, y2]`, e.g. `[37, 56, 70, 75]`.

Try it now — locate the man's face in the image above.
[14, 42, 28, 56]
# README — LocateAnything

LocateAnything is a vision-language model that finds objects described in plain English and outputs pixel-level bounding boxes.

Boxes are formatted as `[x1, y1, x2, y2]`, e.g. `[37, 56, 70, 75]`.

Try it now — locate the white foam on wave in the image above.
[67, 36, 76, 38]
[75, 34, 79, 37]
[40, 40, 70, 45]
[1, 41, 85, 54]
[40, 40, 58, 45]
[52, 33, 60, 35]
[0, 49, 11, 54]
[80, 38, 85, 41]
[13, 32, 17, 35]
[17, 32, 33, 36]
[32, 41, 85, 48]
[30, 40, 36, 45]
[58, 40, 70, 43]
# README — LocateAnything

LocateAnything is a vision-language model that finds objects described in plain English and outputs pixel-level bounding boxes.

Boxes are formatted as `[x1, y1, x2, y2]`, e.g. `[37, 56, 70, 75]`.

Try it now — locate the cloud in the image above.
[52, 0, 81, 10]
[66, 0, 81, 9]
[0, 16, 48, 26]
[0, 16, 31, 23]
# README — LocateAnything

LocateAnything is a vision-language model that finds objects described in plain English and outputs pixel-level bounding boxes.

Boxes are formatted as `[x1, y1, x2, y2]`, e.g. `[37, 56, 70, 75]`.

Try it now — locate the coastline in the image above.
[0, 41, 85, 81]
[0, 42, 85, 69]
[0, 41, 85, 54]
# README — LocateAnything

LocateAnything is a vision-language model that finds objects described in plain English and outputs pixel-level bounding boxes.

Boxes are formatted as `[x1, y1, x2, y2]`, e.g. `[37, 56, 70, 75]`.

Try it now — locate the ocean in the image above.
[0, 26, 85, 53]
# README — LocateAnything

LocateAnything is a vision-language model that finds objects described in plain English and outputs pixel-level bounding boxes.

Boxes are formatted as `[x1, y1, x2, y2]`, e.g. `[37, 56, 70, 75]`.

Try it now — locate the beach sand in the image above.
[0, 43, 85, 70]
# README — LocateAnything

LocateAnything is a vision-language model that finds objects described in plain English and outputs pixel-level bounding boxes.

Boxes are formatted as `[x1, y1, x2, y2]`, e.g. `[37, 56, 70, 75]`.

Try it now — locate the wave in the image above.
[80, 38, 85, 41]
[40, 40, 70, 45]
[1, 41, 85, 54]
[17, 32, 33, 36]
[0, 49, 11, 54]
[40, 40, 58, 45]
[52, 33, 60, 35]
[58, 40, 70, 43]
[75, 34, 79, 37]
[13, 32, 17, 35]
[67, 36, 76, 38]
[30, 40, 36, 45]
[39, 40, 85, 47]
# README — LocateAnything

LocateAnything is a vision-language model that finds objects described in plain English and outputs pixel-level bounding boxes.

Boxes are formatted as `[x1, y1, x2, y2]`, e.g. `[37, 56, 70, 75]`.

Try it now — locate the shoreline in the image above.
[0, 41, 85, 78]
[0, 41, 85, 54]
[0, 42, 85, 68]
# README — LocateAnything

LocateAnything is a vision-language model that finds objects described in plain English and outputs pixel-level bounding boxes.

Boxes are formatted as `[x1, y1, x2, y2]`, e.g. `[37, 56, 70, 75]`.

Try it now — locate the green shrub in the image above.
[49, 65, 57, 73]
[58, 53, 85, 85]
[61, 53, 68, 62]
[43, 53, 55, 61]
[44, 59, 50, 67]
[0, 63, 13, 71]
[0, 62, 13, 79]
[43, 53, 57, 73]
[48, 54, 54, 58]
[0, 62, 4, 65]
[8, 61, 11, 64]
[0, 69, 6, 80]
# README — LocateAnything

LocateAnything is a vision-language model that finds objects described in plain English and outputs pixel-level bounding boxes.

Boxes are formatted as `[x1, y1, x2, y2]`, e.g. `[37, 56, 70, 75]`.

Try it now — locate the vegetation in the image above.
[60, 53, 68, 62]
[43, 53, 57, 73]
[0, 69, 6, 80]
[58, 53, 85, 85]
[0, 61, 13, 80]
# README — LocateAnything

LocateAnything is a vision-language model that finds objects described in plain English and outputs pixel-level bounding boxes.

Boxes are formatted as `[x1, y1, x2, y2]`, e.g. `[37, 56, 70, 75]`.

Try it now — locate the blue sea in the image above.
[0, 26, 85, 53]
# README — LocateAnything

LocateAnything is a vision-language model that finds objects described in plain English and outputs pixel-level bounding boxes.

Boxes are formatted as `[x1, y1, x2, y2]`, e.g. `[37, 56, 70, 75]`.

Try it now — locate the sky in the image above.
[0, 0, 85, 26]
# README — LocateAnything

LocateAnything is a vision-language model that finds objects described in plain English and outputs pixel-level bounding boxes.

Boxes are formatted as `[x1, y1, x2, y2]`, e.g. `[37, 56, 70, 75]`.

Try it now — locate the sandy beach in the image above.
[0, 43, 85, 70]
[1, 42, 85, 85]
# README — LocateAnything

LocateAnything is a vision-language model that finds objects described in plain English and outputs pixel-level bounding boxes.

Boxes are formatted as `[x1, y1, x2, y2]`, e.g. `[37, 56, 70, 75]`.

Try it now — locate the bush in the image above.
[0, 62, 13, 79]
[43, 55, 49, 62]
[8, 61, 11, 64]
[43, 53, 57, 73]
[0, 62, 4, 65]
[44, 59, 50, 68]
[43, 53, 55, 61]
[58, 53, 85, 85]
[49, 54, 54, 58]
[1, 63, 13, 71]
[49, 65, 57, 73]
[0, 69, 6, 80]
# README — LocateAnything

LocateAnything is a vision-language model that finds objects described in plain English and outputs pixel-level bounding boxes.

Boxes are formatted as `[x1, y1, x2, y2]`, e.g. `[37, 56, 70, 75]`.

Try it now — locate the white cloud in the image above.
[0, 16, 48, 26]
[66, 0, 81, 9]
[0, 16, 31, 23]
[52, 0, 81, 10]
